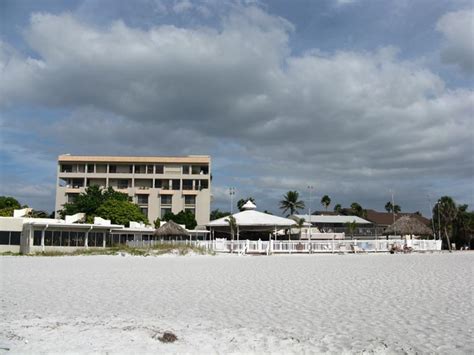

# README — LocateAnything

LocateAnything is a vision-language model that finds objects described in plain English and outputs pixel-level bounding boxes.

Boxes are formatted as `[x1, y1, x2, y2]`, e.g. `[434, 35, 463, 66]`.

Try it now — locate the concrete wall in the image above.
[0, 245, 21, 253]
[0, 217, 24, 231]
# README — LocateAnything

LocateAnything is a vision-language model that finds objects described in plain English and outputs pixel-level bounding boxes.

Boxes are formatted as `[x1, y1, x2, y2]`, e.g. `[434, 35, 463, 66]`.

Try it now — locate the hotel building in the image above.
[55, 155, 211, 225]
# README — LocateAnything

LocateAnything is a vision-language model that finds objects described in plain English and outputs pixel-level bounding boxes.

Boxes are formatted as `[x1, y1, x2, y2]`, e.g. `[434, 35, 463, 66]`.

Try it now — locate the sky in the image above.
[0, 0, 473, 217]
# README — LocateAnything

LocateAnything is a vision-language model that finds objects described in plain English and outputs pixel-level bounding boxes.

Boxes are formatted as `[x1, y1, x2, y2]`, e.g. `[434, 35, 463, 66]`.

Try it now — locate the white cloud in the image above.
[172, 0, 193, 14]
[436, 9, 474, 74]
[0, 5, 472, 213]
[334, 0, 358, 7]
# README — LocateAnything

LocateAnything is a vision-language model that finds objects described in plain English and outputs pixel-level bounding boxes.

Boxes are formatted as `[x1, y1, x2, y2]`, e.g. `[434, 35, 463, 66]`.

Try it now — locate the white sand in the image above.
[1, 253, 472, 354]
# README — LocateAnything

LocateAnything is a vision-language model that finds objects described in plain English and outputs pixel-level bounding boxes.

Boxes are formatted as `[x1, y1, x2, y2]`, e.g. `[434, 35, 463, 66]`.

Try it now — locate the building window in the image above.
[191, 165, 208, 175]
[161, 208, 172, 218]
[147, 165, 154, 174]
[33, 231, 42, 246]
[77, 164, 85, 173]
[53, 231, 62, 247]
[50, 231, 60, 246]
[182, 179, 193, 190]
[10, 232, 20, 245]
[161, 195, 172, 205]
[61, 164, 73, 173]
[96, 232, 104, 247]
[155, 165, 164, 174]
[67, 193, 79, 203]
[96, 164, 107, 173]
[135, 165, 146, 174]
[87, 164, 94, 173]
[109, 165, 117, 173]
[199, 180, 209, 189]
[172, 179, 180, 190]
[140, 207, 148, 217]
[71, 178, 84, 188]
[61, 231, 69, 246]
[0, 231, 10, 245]
[184, 195, 196, 205]
[156, 179, 170, 189]
[118, 180, 129, 189]
[182, 165, 190, 174]
[44, 231, 53, 246]
[137, 195, 149, 204]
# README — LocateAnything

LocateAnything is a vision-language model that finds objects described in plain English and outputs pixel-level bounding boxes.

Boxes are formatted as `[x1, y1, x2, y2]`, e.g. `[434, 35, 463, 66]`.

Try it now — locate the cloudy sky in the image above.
[1, 0, 473, 216]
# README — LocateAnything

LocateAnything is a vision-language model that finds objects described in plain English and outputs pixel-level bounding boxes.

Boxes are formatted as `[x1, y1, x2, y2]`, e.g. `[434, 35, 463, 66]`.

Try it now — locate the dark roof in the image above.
[365, 209, 430, 227]
[384, 216, 433, 236]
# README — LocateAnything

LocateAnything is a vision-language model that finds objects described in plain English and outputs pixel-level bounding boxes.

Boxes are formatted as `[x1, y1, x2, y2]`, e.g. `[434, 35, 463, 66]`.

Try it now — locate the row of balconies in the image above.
[59, 178, 209, 191]
[59, 164, 209, 175]
[63, 187, 203, 197]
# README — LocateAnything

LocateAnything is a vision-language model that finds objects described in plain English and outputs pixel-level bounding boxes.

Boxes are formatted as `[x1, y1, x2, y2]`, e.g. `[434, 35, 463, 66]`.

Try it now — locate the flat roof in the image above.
[29, 221, 124, 229]
[58, 155, 210, 164]
[294, 214, 372, 224]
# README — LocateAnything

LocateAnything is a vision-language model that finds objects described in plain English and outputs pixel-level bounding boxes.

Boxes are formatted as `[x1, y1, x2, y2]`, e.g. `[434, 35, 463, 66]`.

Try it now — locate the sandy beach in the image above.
[1, 253, 472, 354]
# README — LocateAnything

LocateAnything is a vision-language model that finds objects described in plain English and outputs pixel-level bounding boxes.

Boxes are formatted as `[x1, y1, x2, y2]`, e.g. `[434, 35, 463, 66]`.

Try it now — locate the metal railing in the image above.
[211, 239, 442, 254]
[124, 239, 442, 254]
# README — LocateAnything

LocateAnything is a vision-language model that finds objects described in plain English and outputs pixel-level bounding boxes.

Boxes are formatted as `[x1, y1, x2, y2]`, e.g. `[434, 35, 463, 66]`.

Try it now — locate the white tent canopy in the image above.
[207, 201, 296, 232]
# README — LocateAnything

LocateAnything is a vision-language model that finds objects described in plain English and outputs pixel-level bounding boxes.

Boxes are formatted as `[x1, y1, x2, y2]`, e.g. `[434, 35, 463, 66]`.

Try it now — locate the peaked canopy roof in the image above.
[207, 203, 296, 231]
[384, 216, 433, 236]
[155, 220, 190, 237]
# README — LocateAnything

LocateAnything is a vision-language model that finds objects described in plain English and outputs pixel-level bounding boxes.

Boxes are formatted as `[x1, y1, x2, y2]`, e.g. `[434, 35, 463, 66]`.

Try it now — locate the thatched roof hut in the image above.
[154, 220, 190, 237]
[384, 216, 432, 236]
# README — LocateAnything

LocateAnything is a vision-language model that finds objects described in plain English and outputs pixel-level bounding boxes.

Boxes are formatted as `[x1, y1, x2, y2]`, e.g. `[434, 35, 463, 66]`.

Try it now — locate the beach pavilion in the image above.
[384, 215, 433, 238]
[206, 200, 296, 241]
[154, 220, 190, 240]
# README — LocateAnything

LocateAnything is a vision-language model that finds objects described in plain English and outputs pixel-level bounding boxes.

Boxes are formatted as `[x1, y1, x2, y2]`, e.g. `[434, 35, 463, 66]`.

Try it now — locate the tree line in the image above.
[211, 191, 474, 249]
[2, 189, 473, 248]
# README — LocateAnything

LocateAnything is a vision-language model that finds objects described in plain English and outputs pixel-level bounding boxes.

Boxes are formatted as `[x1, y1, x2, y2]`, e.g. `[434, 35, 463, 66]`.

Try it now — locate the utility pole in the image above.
[428, 195, 436, 240]
[437, 200, 441, 242]
[390, 189, 396, 237]
[308, 185, 314, 244]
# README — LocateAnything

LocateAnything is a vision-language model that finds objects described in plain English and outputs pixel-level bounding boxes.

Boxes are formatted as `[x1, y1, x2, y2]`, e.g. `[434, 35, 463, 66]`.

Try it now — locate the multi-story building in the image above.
[55, 155, 211, 226]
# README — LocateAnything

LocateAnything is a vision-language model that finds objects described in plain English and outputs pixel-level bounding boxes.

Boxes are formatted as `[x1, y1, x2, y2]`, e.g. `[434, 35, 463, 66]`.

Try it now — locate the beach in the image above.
[1, 253, 472, 354]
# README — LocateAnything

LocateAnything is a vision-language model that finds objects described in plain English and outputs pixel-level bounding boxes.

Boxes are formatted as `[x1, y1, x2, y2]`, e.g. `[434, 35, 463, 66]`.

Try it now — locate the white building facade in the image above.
[55, 155, 211, 225]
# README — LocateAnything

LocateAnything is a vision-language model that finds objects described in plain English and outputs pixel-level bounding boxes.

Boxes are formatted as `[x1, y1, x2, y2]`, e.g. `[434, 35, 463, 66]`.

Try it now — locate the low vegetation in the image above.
[1, 244, 213, 257]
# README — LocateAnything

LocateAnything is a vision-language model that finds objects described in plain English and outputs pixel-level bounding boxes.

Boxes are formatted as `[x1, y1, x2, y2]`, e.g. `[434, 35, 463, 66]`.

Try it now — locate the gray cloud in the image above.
[437, 9, 474, 74]
[0, 5, 472, 214]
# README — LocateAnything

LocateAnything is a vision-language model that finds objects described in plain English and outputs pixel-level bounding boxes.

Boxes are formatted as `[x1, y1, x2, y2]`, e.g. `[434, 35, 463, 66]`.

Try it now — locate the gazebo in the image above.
[206, 200, 296, 241]
[155, 220, 190, 240]
[384, 216, 432, 238]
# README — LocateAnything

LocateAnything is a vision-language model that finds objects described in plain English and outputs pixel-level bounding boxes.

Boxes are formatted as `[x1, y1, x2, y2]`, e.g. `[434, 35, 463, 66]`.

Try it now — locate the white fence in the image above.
[215, 239, 442, 254]
[127, 239, 442, 254]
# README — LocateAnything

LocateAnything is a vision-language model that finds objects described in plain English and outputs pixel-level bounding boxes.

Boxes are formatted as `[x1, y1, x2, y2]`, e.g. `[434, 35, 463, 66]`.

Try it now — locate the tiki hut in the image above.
[384, 216, 432, 237]
[154, 221, 190, 240]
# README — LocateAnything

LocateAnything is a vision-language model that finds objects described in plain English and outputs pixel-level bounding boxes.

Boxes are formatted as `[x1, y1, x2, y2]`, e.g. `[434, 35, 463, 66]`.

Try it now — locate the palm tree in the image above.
[350, 202, 365, 217]
[225, 215, 237, 253]
[279, 191, 305, 216]
[334, 204, 342, 214]
[385, 201, 401, 213]
[295, 217, 306, 240]
[346, 220, 358, 239]
[433, 196, 458, 251]
[321, 195, 331, 211]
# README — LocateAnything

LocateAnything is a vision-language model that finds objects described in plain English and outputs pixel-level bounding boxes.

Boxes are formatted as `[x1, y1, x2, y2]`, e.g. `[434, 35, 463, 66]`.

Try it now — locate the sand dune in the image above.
[1, 253, 472, 354]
